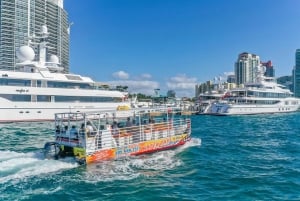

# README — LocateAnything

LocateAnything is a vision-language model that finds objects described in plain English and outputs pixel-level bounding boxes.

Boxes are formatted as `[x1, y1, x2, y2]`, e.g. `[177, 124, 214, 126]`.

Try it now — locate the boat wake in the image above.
[0, 138, 201, 184]
[0, 150, 78, 184]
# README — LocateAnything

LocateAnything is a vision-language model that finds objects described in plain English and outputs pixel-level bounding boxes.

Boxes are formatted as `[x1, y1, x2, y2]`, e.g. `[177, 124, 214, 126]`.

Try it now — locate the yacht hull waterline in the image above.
[211, 98, 299, 115]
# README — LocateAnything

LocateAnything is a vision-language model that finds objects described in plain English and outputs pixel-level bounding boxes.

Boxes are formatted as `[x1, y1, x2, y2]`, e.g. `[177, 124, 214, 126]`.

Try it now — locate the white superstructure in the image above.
[195, 91, 227, 114]
[0, 25, 129, 122]
[210, 66, 300, 115]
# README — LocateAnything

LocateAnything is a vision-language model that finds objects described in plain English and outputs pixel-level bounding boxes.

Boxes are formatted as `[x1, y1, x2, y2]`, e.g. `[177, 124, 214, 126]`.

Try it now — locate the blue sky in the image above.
[64, 0, 300, 97]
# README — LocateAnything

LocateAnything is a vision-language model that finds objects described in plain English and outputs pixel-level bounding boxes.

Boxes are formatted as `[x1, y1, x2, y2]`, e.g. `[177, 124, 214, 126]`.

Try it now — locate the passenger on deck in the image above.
[80, 123, 85, 132]
[70, 125, 78, 138]
[63, 125, 68, 133]
[55, 125, 60, 134]
[132, 119, 136, 125]
[142, 119, 148, 125]
[126, 117, 133, 127]
[86, 121, 94, 135]
[112, 121, 119, 135]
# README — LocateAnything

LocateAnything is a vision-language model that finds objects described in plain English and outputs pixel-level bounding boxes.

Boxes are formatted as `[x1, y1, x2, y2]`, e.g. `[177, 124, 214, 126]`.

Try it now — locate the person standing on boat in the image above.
[70, 125, 78, 139]
[86, 121, 94, 135]
[126, 117, 133, 127]
[112, 121, 119, 135]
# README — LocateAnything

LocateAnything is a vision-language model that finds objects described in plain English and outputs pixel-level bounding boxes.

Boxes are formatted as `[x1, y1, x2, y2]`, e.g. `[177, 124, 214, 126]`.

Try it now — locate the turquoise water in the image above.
[1, 113, 300, 201]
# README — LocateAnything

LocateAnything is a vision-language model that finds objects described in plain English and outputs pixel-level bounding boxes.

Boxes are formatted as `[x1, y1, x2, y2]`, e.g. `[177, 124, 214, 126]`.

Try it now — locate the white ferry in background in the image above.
[0, 26, 129, 123]
[210, 66, 300, 115]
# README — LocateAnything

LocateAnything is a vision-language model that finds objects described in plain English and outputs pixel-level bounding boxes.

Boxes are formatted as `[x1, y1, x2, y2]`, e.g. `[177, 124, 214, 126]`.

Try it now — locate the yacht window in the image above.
[0, 94, 31, 101]
[54, 96, 118, 102]
[47, 81, 91, 89]
[0, 78, 31, 86]
[37, 95, 51, 102]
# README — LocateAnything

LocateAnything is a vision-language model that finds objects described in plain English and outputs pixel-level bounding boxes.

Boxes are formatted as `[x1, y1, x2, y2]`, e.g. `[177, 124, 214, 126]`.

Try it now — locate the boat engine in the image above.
[44, 142, 61, 160]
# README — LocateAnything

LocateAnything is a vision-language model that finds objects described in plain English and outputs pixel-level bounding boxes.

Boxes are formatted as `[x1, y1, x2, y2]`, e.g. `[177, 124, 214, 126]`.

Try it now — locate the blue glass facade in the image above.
[294, 49, 300, 97]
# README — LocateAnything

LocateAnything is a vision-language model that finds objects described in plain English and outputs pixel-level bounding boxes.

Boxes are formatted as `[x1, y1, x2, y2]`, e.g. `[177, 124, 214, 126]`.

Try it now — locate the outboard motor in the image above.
[44, 142, 61, 160]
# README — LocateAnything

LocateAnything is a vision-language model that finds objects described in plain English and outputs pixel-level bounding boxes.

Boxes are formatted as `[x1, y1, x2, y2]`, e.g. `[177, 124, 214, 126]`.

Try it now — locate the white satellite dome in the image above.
[16, 46, 35, 62]
[49, 54, 59, 64]
[41, 25, 48, 35]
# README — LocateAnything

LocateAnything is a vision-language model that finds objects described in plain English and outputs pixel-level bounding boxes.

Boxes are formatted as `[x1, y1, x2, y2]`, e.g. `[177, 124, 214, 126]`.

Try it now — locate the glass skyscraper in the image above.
[293, 49, 300, 97]
[0, 0, 69, 72]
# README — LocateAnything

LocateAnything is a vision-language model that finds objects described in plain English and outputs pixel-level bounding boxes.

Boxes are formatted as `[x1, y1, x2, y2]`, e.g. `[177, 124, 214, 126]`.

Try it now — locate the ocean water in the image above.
[0, 113, 300, 201]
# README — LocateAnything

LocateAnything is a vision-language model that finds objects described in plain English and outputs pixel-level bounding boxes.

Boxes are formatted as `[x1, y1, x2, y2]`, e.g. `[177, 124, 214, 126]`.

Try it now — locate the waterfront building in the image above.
[293, 49, 300, 97]
[227, 74, 236, 83]
[195, 80, 236, 98]
[261, 60, 275, 77]
[0, 0, 69, 72]
[195, 81, 214, 97]
[235, 52, 260, 85]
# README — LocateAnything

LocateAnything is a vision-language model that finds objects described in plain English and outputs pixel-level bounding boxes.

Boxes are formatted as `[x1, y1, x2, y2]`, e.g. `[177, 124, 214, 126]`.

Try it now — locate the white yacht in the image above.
[210, 67, 300, 115]
[0, 26, 129, 122]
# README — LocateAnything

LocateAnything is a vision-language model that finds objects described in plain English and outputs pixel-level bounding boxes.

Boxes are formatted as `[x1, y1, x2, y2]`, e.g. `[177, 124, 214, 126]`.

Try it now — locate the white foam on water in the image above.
[83, 139, 201, 182]
[0, 150, 78, 184]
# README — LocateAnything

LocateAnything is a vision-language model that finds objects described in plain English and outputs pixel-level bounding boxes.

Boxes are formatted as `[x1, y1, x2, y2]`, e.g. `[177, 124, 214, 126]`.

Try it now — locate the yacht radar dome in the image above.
[41, 25, 49, 35]
[49, 54, 59, 64]
[16, 46, 35, 62]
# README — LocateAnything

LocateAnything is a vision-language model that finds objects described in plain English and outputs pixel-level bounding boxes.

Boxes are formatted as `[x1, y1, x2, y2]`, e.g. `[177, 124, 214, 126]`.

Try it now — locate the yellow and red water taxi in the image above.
[44, 108, 191, 165]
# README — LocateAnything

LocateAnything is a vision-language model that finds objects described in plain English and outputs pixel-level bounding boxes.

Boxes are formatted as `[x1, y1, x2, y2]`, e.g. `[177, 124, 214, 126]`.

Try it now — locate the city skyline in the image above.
[0, 0, 69, 72]
[65, 0, 300, 97]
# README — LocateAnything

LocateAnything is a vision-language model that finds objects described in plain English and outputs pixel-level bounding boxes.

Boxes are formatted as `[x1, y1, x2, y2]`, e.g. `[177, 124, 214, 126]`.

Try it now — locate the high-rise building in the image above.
[235, 52, 260, 85]
[227, 74, 236, 83]
[293, 49, 300, 97]
[0, 0, 69, 72]
[261, 60, 275, 77]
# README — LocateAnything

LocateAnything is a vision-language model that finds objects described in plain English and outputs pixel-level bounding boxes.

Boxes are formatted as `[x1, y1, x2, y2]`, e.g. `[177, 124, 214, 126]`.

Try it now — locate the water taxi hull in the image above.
[84, 134, 190, 164]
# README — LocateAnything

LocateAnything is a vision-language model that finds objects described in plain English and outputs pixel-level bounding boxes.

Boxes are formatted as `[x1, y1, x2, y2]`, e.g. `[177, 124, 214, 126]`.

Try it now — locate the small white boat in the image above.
[44, 107, 192, 165]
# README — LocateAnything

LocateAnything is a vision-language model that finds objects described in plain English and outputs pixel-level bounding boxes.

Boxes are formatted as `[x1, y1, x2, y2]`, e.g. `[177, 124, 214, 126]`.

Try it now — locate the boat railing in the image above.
[54, 109, 191, 153]
[82, 117, 191, 154]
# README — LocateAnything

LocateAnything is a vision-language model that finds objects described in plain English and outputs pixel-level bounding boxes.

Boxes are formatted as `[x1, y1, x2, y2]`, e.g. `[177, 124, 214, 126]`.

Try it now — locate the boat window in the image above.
[247, 91, 254, 96]
[0, 94, 31, 101]
[37, 95, 51, 102]
[47, 81, 91, 89]
[0, 94, 122, 103]
[0, 78, 31, 86]
[54, 96, 118, 102]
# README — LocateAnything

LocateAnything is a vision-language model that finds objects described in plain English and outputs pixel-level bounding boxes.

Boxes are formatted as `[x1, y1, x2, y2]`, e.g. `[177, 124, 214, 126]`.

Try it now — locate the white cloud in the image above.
[109, 72, 197, 97]
[109, 72, 159, 95]
[166, 74, 198, 97]
[108, 80, 159, 96]
[112, 71, 129, 80]
[140, 73, 152, 79]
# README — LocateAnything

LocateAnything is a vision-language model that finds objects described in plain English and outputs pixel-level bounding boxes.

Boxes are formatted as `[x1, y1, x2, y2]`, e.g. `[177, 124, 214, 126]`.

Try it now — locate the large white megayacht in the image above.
[0, 25, 130, 122]
[210, 66, 300, 115]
